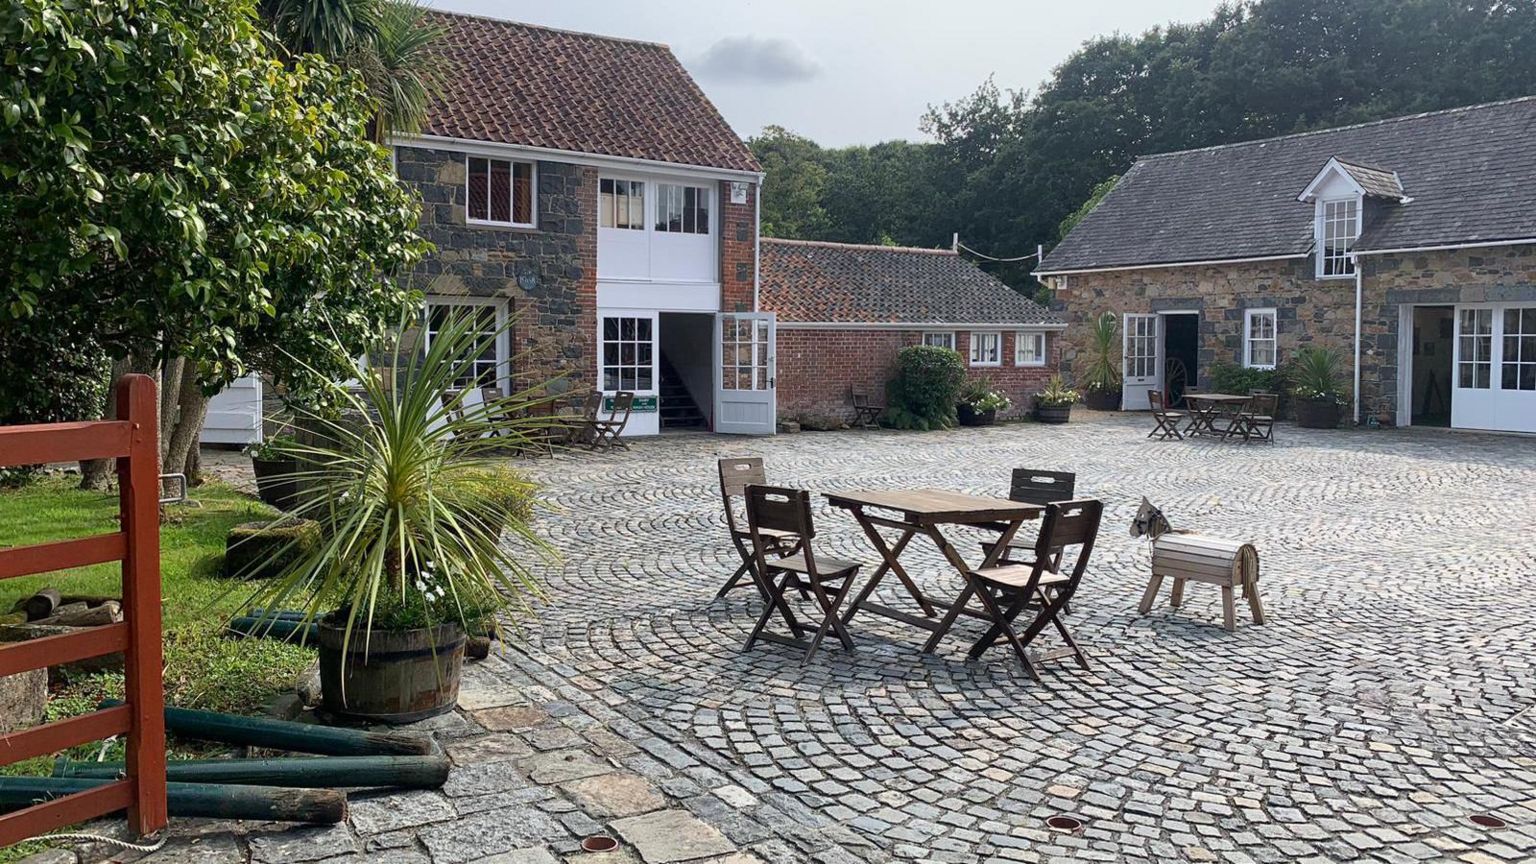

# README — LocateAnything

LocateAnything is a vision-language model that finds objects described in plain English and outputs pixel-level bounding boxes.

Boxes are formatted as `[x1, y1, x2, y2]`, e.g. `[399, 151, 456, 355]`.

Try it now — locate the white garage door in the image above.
[1452, 303, 1536, 434]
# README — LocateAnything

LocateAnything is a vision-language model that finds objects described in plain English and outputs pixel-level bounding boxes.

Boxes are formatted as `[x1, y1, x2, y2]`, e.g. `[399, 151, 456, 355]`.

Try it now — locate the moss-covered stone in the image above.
[223, 518, 320, 580]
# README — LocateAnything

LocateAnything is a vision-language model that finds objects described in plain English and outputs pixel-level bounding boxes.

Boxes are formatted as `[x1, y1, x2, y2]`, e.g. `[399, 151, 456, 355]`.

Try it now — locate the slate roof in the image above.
[760, 239, 1064, 326]
[420, 11, 759, 173]
[1335, 160, 1406, 200]
[1039, 96, 1536, 273]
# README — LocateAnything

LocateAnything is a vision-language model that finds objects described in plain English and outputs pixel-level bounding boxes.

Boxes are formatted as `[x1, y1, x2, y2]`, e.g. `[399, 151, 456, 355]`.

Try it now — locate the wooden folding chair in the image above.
[716, 458, 802, 598]
[965, 499, 1104, 682]
[1234, 391, 1277, 444]
[982, 469, 1076, 563]
[588, 391, 634, 450]
[1147, 390, 1185, 440]
[850, 386, 884, 428]
[742, 484, 862, 664]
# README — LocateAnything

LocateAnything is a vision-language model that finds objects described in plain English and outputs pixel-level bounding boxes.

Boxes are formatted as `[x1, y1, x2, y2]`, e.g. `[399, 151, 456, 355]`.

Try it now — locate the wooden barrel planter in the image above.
[1137, 532, 1264, 632]
[317, 621, 465, 724]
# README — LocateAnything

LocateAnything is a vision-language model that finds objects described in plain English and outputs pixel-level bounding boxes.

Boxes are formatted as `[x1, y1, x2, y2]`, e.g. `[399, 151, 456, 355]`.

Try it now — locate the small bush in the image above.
[885, 346, 965, 430]
[1208, 362, 1281, 396]
[959, 379, 1012, 413]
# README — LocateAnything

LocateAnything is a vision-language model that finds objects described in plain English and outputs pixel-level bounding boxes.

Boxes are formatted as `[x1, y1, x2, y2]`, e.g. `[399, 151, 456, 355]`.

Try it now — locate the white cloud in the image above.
[692, 35, 820, 84]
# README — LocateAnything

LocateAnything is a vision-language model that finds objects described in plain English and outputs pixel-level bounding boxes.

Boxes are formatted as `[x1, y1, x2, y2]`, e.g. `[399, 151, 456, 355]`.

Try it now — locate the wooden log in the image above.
[97, 700, 432, 756]
[22, 589, 62, 621]
[36, 601, 123, 628]
[225, 616, 317, 644]
[0, 777, 344, 824]
[54, 755, 450, 790]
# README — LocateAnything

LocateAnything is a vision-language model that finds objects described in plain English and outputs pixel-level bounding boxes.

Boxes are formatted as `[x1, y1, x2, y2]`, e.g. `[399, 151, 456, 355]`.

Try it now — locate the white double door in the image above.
[1452, 303, 1536, 433]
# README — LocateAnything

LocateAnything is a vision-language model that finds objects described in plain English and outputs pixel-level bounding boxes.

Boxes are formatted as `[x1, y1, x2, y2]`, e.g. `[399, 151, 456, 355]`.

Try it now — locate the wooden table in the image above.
[824, 489, 1042, 653]
[1183, 393, 1250, 438]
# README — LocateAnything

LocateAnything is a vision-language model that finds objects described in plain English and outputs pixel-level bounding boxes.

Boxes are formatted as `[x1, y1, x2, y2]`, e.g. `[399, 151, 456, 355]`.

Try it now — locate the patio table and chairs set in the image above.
[1148, 389, 1277, 443]
[440, 385, 637, 453]
[716, 459, 1104, 682]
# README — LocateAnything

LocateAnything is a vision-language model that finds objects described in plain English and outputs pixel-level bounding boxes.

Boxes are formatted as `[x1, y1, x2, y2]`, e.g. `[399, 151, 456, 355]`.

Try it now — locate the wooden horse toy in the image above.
[1131, 498, 1265, 632]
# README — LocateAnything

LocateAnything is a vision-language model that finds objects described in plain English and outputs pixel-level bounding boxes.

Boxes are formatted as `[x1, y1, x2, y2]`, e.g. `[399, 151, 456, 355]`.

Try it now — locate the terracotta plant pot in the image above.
[1035, 403, 1073, 424]
[250, 456, 301, 512]
[1295, 397, 1341, 429]
[317, 620, 465, 724]
[956, 405, 997, 427]
[1083, 389, 1121, 411]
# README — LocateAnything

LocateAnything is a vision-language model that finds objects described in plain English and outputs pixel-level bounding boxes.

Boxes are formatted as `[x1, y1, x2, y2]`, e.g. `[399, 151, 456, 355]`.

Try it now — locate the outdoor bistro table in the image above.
[1183, 393, 1251, 438]
[825, 489, 1042, 653]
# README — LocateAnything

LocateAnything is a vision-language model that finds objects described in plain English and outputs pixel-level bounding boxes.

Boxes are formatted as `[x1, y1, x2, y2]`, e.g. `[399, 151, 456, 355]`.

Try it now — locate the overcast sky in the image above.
[431, 1, 1220, 146]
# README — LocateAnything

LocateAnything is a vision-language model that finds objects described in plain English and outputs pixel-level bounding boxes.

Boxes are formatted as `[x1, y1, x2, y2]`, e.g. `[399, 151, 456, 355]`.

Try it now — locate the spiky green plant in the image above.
[348, 0, 445, 142]
[240, 310, 559, 655]
[1078, 313, 1121, 393]
[1287, 345, 1347, 401]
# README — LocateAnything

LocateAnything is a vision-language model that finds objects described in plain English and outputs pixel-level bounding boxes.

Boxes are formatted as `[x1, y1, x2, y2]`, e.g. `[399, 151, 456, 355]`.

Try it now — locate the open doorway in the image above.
[1410, 305, 1453, 427]
[1161, 312, 1199, 407]
[657, 312, 712, 431]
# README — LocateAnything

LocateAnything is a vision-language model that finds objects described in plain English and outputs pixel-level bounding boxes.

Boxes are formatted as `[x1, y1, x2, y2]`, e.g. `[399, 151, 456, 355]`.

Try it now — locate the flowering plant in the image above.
[959, 379, 1012, 413]
[1034, 375, 1080, 407]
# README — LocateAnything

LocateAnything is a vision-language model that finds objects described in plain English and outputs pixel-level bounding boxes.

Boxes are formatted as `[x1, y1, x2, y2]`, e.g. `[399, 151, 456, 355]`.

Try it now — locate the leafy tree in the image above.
[749, 126, 831, 239]
[0, 0, 429, 484]
[1057, 175, 1119, 241]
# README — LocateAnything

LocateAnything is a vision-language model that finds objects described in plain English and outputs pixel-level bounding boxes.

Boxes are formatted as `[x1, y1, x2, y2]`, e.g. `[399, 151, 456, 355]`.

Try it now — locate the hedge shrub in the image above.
[885, 346, 966, 430]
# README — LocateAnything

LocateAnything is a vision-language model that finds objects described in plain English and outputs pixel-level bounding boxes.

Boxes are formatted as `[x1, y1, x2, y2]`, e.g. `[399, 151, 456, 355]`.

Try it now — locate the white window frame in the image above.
[922, 331, 956, 350]
[654, 183, 712, 235]
[599, 314, 656, 394]
[1014, 331, 1046, 367]
[422, 295, 510, 392]
[1315, 196, 1360, 279]
[599, 177, 647, 231]
[969, 331, 1002, 367]
[1243, 308, 1278, 369]
[465, 156, 536, 229]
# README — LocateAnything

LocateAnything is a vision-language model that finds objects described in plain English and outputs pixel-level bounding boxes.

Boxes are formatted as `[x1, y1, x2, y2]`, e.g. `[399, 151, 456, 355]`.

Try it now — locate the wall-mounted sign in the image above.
[729, 181, 749, 205]
[606, 395, 658, 413]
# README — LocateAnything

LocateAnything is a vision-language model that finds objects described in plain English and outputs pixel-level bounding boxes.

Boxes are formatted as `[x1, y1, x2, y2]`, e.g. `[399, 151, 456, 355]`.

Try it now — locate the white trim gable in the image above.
[1297, 158, 1367, 204]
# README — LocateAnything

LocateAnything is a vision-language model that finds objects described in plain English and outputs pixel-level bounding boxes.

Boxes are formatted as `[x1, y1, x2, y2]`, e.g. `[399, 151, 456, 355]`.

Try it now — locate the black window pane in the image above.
[489, 160, 511, 222]
[467, 158, 488, 220]
[603, 318, 619, 340]
[637, 318, 652, 340]
[637, 370, 653, 390]
[513, 162, 532, 224]
[621, 318, 635, 340]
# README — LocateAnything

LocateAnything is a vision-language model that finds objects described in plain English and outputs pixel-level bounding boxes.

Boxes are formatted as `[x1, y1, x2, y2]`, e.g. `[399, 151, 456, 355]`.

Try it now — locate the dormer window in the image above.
[1319, 197, 1359, 278]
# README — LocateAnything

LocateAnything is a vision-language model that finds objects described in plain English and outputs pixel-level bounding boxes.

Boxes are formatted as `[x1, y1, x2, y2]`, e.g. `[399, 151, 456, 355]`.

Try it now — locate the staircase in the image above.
[659, 357, 706, 430]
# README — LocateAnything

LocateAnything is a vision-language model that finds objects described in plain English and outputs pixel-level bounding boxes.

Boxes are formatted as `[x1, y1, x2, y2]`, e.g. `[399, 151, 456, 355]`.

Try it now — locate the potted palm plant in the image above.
[1033, 375, 1079, 424]
[1288, 346, 1348, 429]
[956, 380, 1011, 426]
[1079, 313, 1123, 411]
[244, 312, 552, 723]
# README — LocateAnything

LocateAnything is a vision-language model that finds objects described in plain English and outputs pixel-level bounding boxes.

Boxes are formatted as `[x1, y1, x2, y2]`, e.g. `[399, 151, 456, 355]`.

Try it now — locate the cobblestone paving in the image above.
[509, 416, 1536, 863]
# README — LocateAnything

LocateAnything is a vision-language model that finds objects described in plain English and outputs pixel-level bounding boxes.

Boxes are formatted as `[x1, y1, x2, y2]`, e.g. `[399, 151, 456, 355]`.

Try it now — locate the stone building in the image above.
[760, 239, 1064, 421]
[1037, 96, 1536, 434]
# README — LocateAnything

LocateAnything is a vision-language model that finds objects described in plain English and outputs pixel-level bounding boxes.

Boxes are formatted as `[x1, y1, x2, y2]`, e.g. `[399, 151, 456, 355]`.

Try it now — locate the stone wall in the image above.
[1051, 245, 1536, 423]
[776, 328, 1059, 422]
[396, 145, 597, 391]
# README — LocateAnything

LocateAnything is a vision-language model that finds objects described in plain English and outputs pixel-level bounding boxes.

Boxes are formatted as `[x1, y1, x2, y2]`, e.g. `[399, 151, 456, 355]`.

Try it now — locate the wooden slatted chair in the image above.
[716, 458, 802, 599]
[982, 469, 1077, 563]
[963, 499, 1104, 682]
[588, 391, 634, 450]
[850, 386, 884, 428]
[1235, 391, 1278, 444]
[1147, 390, 1185, 440]
[742, 484, 862, 664]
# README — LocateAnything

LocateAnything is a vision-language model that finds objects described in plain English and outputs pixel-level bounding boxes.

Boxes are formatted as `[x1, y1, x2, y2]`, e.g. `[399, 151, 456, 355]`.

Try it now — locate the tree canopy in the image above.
[0, 0, 430, 477]
[750, 0, 1536, 292]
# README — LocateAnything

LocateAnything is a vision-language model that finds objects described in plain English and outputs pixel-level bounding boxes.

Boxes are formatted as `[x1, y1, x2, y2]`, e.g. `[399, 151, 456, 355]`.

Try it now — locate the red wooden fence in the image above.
[0, 374, 167, 846]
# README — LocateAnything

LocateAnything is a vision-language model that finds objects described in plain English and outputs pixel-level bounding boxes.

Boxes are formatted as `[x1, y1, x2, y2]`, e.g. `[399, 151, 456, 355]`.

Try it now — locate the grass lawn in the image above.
[1, 474, 316, 860]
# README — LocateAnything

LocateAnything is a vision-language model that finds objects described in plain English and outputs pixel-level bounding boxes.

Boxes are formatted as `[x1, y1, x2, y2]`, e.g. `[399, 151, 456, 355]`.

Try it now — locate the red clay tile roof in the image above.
[760, 239, 1064, 326]
[422, 11, 759, 174]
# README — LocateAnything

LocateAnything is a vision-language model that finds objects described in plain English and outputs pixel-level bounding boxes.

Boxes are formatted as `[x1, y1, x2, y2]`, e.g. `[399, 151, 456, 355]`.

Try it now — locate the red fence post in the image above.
[117, 374, 168, 834]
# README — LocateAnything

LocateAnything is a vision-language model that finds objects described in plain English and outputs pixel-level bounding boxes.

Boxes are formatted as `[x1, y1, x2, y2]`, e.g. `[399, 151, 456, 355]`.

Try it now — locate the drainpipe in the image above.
[752, 173, 764, 312]
[1353, 256, 1363, 425]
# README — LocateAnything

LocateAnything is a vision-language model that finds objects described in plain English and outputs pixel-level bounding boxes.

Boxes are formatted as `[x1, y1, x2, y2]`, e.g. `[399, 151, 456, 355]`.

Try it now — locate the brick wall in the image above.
[776, 327, 1060, 422]
[396, 146, 596, 391]
[1052, 244, 1536, 422]
[719, 180, 757, 312]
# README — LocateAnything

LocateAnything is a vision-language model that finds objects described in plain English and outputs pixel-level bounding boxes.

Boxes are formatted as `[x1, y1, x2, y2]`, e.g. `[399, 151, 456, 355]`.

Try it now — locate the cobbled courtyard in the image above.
[510, 414, 1536, 863]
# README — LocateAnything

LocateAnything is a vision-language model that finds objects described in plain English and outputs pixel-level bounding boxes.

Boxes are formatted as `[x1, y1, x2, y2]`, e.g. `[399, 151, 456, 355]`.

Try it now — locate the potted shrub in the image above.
[245, 313, 552, 723]
[1079, 313, 1123, 411]
[246, 433, 301, 511]
[885, 345, 966, 430]
[956, 380, 1011, 426]
[1033, 375, 1079, 424]
[1288, 346, 1348, 428]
